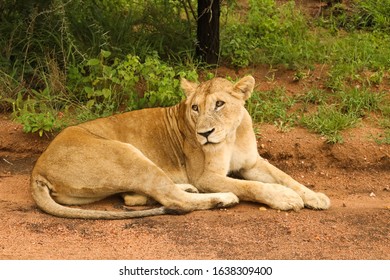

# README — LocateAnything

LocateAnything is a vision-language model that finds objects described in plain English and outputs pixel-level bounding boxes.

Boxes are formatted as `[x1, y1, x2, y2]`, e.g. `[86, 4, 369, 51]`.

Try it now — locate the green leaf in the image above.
[84, 86, 94, 98]
[86, 99, 95, 108]
[101, 50, 111, 58]
[87, 59, 100, 66]
[102, 88, 111, 98]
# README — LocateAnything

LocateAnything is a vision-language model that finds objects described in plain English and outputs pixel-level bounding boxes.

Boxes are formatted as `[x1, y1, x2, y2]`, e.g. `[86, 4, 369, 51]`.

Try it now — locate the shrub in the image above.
[11, 51, 198, 133]
[221, 0, 319, 68]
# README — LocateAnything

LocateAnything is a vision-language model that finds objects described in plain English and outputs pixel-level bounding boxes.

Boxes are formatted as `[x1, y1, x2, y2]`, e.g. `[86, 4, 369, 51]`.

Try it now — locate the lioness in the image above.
[31, 76, 330, 219]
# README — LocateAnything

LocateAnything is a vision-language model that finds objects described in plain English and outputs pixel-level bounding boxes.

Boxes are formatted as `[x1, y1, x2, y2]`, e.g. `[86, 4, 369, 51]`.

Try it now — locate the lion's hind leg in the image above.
[53, 193, 107, 206]
[122, 184, 198, 207]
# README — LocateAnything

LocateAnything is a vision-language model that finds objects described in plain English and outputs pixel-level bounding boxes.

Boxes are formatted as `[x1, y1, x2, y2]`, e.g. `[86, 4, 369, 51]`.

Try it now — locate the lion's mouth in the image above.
[197, 136, 219, 145]
[196, 129, 223, 145]
[204, 141, 217, 145]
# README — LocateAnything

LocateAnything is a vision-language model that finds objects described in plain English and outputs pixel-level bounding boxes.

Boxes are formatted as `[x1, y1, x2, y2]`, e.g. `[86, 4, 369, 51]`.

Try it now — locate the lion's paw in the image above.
[176, 184, 199, 193]
[267, 186, 304, 211]
[216, 192, 239, 208]
[303, 192, 331, 210]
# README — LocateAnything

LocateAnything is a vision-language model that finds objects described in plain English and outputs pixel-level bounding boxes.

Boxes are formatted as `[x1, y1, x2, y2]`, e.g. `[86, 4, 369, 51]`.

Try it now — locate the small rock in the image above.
[259, 207, 267, 211]
[369, 192, 376, 197]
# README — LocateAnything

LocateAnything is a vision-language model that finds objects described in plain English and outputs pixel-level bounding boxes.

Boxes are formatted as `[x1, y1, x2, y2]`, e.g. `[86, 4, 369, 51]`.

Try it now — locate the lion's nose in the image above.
[198, 128, 215, 138]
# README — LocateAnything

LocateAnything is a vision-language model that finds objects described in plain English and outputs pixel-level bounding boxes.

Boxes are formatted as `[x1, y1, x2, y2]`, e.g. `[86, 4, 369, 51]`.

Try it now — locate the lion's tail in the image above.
[30, 176, 167, 219]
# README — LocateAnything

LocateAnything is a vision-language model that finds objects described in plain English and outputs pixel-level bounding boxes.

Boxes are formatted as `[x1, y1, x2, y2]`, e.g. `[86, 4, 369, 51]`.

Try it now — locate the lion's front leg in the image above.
[240, 156, 330, 210]
[195, 174, 304, 211]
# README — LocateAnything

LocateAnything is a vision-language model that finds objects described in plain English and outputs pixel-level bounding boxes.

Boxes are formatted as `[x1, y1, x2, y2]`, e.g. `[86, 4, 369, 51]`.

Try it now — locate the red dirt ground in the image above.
[1, 0, 390, 255]
[1, 95, 389, 259]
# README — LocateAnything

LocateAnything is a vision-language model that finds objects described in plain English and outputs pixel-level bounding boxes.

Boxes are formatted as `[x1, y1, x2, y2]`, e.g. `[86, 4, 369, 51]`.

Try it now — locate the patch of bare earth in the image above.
[1, 112, 389, 260]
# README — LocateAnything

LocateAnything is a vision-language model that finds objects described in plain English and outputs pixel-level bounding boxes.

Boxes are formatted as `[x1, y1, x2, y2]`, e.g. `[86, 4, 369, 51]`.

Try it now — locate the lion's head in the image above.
[181, 76, 255, 146]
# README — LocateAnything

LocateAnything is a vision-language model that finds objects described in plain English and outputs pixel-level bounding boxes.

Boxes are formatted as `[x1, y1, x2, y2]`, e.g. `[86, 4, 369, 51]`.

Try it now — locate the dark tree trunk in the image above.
[196, 0, 220, 65]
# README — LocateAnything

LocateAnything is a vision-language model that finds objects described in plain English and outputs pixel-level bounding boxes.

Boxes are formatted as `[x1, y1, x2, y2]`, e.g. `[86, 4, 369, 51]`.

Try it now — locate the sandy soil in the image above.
[1, 109, 389, 260]
[1, 0, 389, 260]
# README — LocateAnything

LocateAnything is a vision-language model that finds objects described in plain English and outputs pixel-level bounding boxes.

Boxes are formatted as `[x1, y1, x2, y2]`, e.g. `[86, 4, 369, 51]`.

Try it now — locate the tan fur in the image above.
[31, 76, 330, 219]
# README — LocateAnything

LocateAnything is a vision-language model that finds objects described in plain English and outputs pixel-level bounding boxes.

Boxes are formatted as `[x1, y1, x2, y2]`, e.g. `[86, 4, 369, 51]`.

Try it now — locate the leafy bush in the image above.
[10, 90, 65, 136]
[0, 0, 195, 93]
[221, 0, 319, 68]
[10, 51, 198, 133]
[69, 51, 197, 113]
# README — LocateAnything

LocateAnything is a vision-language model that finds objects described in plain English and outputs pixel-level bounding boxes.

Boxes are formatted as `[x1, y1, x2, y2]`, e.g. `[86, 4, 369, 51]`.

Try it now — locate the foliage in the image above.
[376, 105, 390, 144]
[0, 0, 389, 142]
[325, 32, 390, 89]
[320, 0, 390, 33]
[16, 111, 59, 137]
[220, 0, 320, 68]
[246, 88, 296, 130]
[68, 51, 198, 120]
[10, 91, 65, 136]
[299, 86, 387, 143]
[8, 50, 198, 133]
[247, 85, 388, 143]
[300, 105, 358, 144]
[0, 0, 195, 91]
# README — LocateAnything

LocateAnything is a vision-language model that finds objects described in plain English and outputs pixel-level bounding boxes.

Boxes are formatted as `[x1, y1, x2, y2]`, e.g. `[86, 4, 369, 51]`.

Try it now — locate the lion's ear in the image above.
[181, 78, 198, 98]
[233, 76, 255, 100]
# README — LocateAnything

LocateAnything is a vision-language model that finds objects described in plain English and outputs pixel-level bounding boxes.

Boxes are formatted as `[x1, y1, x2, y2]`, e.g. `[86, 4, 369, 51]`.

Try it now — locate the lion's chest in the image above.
[229, 144, 257, 172]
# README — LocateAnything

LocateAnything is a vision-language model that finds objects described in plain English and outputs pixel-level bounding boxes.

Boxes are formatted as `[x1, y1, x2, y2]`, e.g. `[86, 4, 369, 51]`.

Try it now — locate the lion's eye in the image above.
[215, 100, 225, 109]
[191, 104, 199, 112]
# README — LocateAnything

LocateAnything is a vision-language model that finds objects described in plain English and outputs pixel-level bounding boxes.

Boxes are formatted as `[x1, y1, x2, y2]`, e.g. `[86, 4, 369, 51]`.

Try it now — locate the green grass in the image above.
[337, 87, 385, 117]
[300, 106, 359, 144]
[319, 0, 390, 33]
[377, 105, 390, 144]
[221, 0, 322, 69]
[246, 88, 297, 130]
[246, 86, 388, 143]
[325, 32, 390, 89]
[297, 88, 329, 106]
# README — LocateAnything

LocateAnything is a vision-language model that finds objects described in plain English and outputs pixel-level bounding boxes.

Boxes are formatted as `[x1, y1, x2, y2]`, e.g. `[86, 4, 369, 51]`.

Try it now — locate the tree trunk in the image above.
[196, 0, 220, 65]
